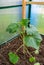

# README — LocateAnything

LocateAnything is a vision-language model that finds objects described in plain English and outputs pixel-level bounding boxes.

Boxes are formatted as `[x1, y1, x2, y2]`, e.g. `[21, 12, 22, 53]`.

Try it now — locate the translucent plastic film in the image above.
[30, 0, 44, 35]
[0, 0, 29, 45]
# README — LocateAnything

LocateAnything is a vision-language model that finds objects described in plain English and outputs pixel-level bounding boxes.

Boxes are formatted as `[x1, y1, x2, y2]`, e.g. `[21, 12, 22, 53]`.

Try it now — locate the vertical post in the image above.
[28, 0, 32, 19]
[22, 0, 26, 54]
[22, 0, 26, 19]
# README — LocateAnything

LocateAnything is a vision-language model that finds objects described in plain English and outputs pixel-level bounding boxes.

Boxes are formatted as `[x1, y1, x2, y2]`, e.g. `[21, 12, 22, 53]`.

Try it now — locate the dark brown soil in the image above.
[0, 35, 44, 65]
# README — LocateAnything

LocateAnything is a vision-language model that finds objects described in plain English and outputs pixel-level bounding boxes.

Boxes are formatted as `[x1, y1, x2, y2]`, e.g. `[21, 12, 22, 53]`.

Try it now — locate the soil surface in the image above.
[0, 35, 44, 65]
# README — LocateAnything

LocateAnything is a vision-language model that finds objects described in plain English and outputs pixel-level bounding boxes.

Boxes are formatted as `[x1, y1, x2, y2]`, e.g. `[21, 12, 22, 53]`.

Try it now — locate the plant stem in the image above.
[22, 26, 26, 54]
[16, 44, 23, 53]
[23, 33, 26, 54]
[23, 44, 26, 54]
[25, 47, 33, 57]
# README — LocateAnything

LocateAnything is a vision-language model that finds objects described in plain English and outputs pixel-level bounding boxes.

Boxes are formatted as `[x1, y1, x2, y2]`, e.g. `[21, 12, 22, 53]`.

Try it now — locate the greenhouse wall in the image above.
[30, 0, 44, 35]
[0, 0, 29, 44]
[0, 0, 44, 45]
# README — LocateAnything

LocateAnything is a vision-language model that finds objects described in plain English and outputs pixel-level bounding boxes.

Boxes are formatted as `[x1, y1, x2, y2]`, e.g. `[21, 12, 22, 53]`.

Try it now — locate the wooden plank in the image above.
[22, 1, 44, 19]
[22, 0, 26, 19]
[26, 1, 44, 5]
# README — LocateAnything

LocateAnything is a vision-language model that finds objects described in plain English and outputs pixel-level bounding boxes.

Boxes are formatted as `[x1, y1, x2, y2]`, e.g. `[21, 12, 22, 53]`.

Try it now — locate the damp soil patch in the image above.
[0, 35, 44, 65]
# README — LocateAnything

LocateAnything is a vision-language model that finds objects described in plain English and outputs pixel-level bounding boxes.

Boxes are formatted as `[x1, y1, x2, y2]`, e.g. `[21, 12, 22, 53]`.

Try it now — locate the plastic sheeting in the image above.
[30, 0, 44, 35]
[0, 0, 29, 45]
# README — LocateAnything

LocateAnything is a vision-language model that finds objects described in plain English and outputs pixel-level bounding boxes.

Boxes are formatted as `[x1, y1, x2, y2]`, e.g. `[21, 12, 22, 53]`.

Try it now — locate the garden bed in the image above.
[0, 35, 44, 65]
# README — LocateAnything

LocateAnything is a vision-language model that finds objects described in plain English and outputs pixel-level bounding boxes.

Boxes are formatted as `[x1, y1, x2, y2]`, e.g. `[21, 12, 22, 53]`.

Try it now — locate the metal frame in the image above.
[0, 0, 44, 45]
[22, 0, 44, 19]
[28, 0, 32, 19]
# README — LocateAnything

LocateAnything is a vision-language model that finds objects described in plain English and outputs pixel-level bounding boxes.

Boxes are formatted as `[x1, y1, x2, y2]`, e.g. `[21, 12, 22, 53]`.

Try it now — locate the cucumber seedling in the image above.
[6, 19, 42, 64]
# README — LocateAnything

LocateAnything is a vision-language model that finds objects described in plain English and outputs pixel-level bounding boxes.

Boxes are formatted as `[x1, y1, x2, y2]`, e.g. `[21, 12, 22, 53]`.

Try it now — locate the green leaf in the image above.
[34, 62, 40, 65]
[20, 19, 29, 27]
[6, 23, 20, 33]
[25, 25, 42, 49]
[35, 50, 39, 54]
[6, 19, 29, 34]
[33, 32, 42, 44]
[26, 25, 38, 35]
[26, 25, 42, 43]
[8, 52, 19, 64]
[29, 57, 36, 62]
[23, 36, 40, 49]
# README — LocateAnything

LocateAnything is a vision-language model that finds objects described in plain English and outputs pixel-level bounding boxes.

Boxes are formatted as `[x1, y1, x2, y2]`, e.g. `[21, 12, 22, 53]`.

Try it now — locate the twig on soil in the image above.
[25, 47, 33, 57]
[23, 44, 26, 54]
[16, 43, 33, 57]
[16, 44, 23, 53]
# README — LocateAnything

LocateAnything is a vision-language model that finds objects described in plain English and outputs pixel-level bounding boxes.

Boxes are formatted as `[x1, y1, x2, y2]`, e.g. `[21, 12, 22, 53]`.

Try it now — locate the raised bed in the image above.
[0, 35, 44, 65]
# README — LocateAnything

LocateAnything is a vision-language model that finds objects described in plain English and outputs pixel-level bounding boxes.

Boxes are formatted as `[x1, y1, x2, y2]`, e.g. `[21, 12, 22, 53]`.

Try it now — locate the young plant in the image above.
[34, 62, 40, 65]
[29, 57, 36, 62]
[6, 19, 42, 64]
[8, 52, 19, 64]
